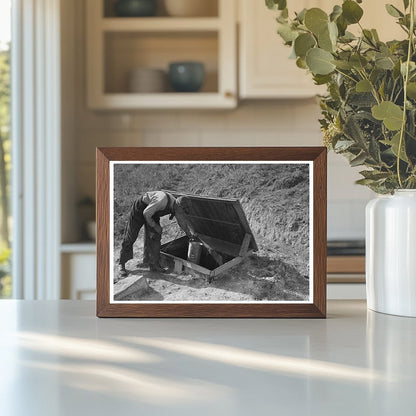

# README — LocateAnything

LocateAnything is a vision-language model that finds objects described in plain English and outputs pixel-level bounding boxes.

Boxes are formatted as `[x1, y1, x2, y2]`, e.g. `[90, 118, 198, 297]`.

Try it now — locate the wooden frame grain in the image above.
[96, 147, 327, 318]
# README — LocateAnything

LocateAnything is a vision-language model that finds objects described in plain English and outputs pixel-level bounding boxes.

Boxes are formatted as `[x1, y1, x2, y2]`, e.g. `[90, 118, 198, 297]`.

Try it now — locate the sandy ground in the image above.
[113, 239, 310, 302]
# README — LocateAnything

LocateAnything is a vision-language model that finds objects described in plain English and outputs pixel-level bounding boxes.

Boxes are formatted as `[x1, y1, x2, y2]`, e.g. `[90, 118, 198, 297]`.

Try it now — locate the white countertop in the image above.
[0, 300, 415, 415]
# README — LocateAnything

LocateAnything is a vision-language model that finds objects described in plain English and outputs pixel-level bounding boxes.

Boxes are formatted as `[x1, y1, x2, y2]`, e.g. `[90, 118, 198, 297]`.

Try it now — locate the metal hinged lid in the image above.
[167, 191, 258, 258]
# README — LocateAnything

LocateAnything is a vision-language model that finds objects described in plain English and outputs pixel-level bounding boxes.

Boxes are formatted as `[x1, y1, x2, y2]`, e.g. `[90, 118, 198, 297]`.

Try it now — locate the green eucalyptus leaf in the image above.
[336, 15, 348, 36]
[401, 61, 416, 76]
[349, 92, 377, 107]
[378, 78, 386, 100]
[281, 7, 288, 19]
[313, 74, 332, 85]
[334, 140, 355, 151]
[375, 55, 395, 70]
[277, 23, 299, 43]
[360, 170, 391, 180]
[296, 8, 307, 23]
[296, 57, 308, 69]
[385, 4, 404, 18]
[266, 0, 287, 11]
[382, 132, 409, 162]
[306, 48, 335, 75]
[356, 79, 372, 92]
[370, 67, 385, 84]
[355, 178, 377, 186]
[330, 5, 343, 21]
[371, 29, 380, 42]
[318, 27, 334, 52]
[369, 136, 382, 163]
[403, 0, 409, 10]
[372, 101, 404, 130]
[363, 29, 376, 45]
[329, 81, 341, 101]
[339, 31, 356, 43]
[294, 33, 316, 57]
[342, 0, 364, 24]
[333, 60, 353, 70]
[350, 152, 368, 167]
[304, 8, 329, 35]
[328, 21, 338, 44]
[407, 82, 416, 99]
[343, 114, 370, 148]
[276, 14, 288, 24]
[350, 54, 368, 70]
[408, 109, 416, 137]
[399, 14, 411, 29]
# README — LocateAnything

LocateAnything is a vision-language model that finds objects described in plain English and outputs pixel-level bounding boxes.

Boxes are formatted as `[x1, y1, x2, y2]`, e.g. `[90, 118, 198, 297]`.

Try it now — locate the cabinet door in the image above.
[239, 0, 404, 99]
[239, 0, 325, 99]
[358, 0, 404, 41]
[62, 253, 96, 300]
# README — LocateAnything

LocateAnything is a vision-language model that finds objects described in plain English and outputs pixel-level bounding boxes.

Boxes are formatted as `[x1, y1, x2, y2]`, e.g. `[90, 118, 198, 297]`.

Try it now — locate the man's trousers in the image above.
[119, 196, 161, 267]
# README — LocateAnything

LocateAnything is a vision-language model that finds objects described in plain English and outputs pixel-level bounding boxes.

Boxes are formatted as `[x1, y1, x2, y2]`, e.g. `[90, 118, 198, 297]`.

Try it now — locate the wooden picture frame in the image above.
[96, 147, 327, 318]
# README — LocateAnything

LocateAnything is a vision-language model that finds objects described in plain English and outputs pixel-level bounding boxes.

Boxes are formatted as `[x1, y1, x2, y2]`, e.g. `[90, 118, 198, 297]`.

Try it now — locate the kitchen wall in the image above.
[61, 0, 374, 243]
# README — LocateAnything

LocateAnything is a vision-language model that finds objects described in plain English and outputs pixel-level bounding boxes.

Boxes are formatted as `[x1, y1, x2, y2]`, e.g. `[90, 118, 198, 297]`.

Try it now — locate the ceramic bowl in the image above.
[128, 68, 167, 93]
[168, 62, 205, 92]
[114, 0, 158, 17]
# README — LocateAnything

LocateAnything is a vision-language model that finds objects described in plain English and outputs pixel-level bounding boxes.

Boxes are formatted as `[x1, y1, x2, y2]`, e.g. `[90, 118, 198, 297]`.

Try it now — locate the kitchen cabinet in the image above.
[239, 0, 325, 99]
[238, 0, 404, 99]
[327, 255, 366, 299]
[86, 0, 237, 109]
[61, 244, 96, 300]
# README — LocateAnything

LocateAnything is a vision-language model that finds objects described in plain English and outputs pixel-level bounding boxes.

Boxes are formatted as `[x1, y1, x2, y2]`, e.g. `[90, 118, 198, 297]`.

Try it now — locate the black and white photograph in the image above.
[110, 161, 313, 303]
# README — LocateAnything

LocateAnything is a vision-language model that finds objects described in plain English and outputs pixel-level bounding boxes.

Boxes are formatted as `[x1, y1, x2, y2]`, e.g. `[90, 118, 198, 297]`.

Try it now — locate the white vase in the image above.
[366, 190, 416, 317]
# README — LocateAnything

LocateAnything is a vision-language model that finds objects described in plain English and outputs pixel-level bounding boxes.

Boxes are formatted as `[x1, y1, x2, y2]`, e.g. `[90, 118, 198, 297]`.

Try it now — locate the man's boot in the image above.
[118, 263, 128, 277]
[149, 263, 168, 273]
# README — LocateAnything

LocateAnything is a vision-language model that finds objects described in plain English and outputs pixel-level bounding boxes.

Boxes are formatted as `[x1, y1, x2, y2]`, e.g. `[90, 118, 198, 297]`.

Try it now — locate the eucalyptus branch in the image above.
[334, 68, 359, 84]
[398, 24, 410, 35]
[390, 79, 398, 101]
[397, 0, 415, 188]
[393, 85, 404, 103]
[267, 0, 416, 193]
[359, 69, 381, 104]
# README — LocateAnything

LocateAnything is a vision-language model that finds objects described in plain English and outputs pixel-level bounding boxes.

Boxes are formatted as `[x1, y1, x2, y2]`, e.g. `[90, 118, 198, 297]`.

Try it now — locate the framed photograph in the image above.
[96, 147, 327, 318]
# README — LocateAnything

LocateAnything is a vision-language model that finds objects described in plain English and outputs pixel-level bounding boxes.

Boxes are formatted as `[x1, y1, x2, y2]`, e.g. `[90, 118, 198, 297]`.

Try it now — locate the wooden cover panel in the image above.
[167, 191, 258, 252]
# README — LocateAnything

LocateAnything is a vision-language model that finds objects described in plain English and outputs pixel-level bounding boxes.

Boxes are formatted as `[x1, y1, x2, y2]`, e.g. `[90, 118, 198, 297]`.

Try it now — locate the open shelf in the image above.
[61, 243, 96, 253]
[87, 0, 236, 109]
[103, 0, 219, 18]
[91, 92, 234, 109]
[104, 31, 218, 94]
[101, 17, 220, 31]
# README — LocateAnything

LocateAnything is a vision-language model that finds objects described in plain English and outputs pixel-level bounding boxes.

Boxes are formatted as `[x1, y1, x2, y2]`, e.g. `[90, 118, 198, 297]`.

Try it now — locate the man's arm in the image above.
[174, 206, 195, 237]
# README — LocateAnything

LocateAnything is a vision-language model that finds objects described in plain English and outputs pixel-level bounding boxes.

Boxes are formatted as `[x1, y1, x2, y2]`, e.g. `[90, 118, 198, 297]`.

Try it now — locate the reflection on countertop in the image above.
[0, 300, 415, 415]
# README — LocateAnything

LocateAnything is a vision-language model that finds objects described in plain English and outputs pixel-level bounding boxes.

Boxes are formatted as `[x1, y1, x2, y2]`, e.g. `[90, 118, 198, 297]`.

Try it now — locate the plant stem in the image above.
[358, 69, 381, 104]
[397, 0, 415, 188]
[334, 68, 358, 84]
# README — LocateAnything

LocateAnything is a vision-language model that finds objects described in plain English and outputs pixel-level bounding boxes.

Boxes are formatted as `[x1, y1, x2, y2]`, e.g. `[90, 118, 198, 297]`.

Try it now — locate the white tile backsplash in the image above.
[328, 199, 369, 240]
